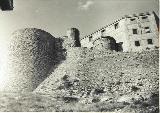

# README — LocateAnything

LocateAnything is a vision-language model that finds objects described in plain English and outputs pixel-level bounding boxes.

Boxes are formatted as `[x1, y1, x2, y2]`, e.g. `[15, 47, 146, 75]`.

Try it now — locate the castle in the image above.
[0, 10, 159, 112]
[0, 11, 159, 93]
[63, 11, 159, 52]
[0, 0, 159, 110]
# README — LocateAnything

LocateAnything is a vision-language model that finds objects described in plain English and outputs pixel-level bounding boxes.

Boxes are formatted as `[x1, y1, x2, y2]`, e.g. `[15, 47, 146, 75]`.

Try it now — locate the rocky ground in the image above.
[0, 49, 159, 112]
[0, 91, 158, 112]
[35, 49, 158, 112]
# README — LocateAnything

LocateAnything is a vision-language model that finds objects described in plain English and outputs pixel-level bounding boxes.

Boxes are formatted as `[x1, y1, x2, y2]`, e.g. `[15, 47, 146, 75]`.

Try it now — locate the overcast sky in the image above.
[0, 0, 158, 42]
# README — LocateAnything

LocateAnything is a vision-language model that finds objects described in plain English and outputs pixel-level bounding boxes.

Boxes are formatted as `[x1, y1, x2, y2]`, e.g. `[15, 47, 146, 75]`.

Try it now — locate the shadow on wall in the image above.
[45, 38, 67, 82]
[97, 36, 123, 52]
[33, 37, 67, 89]
[153, 11, 159, 31]
[0, 28, 66, 92]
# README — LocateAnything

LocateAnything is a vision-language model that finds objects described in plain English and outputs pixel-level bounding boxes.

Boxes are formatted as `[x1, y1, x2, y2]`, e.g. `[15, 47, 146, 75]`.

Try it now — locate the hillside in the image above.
[0, 48, 158, 112]
[33, 48, 159, 112]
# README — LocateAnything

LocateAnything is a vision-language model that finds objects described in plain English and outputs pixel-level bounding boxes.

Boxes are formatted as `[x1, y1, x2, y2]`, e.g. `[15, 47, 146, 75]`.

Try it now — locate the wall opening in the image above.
[145, 27, 151, 33]
[116, 42, 123, 52]
[114, 23, 119, 29]
[135, 41, 140, 46]
[133, 29, 138, 34]
[147, 39, 153, 44]
[89, 36, 92, 42]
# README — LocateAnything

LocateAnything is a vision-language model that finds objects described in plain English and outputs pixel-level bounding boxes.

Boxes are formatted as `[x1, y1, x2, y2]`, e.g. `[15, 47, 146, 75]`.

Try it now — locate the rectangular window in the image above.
[133, 29, 138, 34]
[89, 36, 92, 42]
[147, 39, 153, 44]
[130, 18, 136, 21]
[114, 23, 119, 29]
[142, 16, 148, 20]
[139, 13, 145, 16]
[135, 41, 140, 46]
[144, 27, 151, 33]
[130, 18, 137, 24]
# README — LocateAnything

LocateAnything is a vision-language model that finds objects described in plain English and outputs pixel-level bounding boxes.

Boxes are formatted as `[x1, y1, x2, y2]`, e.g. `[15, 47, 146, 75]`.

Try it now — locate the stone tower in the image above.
[66, 28, 81, 47]
[0, 28, 56, 92]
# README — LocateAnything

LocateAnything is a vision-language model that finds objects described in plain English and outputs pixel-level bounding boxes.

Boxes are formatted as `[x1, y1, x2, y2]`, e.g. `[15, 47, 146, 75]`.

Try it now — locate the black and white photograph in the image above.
[0, 0, 159, 112]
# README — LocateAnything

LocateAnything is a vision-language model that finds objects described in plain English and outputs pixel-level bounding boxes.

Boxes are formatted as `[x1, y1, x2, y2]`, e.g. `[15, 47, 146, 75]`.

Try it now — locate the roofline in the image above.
[81, 11, 154, 40]
[81, 17, 125, 40]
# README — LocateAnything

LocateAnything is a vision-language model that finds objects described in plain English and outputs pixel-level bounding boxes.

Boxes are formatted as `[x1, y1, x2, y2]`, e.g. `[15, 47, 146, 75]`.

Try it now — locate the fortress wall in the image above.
[66, 28, 81, 47]
[0, 28, 57, 92]
[35, 49, 158, 103]
[66, 47, 92, 60]
[81, 12, 159, 52]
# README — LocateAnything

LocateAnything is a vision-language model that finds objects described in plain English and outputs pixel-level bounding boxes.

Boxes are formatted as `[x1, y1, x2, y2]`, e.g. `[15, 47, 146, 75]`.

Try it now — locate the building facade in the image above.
[81, 11, 159, 52]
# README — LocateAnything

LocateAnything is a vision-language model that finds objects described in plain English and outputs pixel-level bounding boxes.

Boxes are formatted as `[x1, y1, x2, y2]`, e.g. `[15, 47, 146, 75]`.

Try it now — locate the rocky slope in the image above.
[34, 48, 159, 107]
[0, 48, 158, 112]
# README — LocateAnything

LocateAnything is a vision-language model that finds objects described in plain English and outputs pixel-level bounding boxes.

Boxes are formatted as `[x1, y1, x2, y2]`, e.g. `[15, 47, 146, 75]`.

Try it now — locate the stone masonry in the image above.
[0, 28, 56, 92]
[0, 11, 158, 112]
[81, 11, 159, 52]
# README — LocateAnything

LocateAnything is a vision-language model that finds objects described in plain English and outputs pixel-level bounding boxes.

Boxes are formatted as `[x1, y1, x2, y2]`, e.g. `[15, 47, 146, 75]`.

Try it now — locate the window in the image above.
[130, 18, 136, 24]
[146, 12, 151, 15]
[133, 29, 138, 34]
[130, 18, 136, 21]
[142, 16, 148, 20]
[135, 41, 140, 46]
[89, 36, 92, 42]
[139, 13, 145, 16]
[147, 39, 153, 44]
[114, 23, 119, 29]
[101, 29, 105, 36]
[101, 29, 105, 33]
[144, 27, 151, 33]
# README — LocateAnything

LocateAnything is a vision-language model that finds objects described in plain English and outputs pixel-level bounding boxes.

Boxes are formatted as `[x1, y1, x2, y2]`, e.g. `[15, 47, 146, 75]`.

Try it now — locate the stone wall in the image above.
[81, 11, 159, 52]
[0, 28, 58, 92]
[64, 28, 81, 48]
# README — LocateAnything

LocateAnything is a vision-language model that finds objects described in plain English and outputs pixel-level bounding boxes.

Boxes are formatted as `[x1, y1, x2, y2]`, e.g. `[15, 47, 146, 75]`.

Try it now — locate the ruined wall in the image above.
[34, 49, 159, 104]
[0, 28, 57, 92]
[93, 36, 117, 51]
[81, 11, 159, 52]
[63, 28, 81, 48]
[80, 17, 128, 51]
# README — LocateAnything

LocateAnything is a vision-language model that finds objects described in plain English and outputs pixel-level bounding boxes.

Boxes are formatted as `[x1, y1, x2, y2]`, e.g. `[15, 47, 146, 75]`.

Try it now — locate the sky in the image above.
[0, 0, 159, 42]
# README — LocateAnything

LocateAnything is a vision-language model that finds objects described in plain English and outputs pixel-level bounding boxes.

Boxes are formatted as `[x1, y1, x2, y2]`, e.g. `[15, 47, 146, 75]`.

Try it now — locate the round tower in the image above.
[66, 28, 81, 47]
[0, 28, 56, 92]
